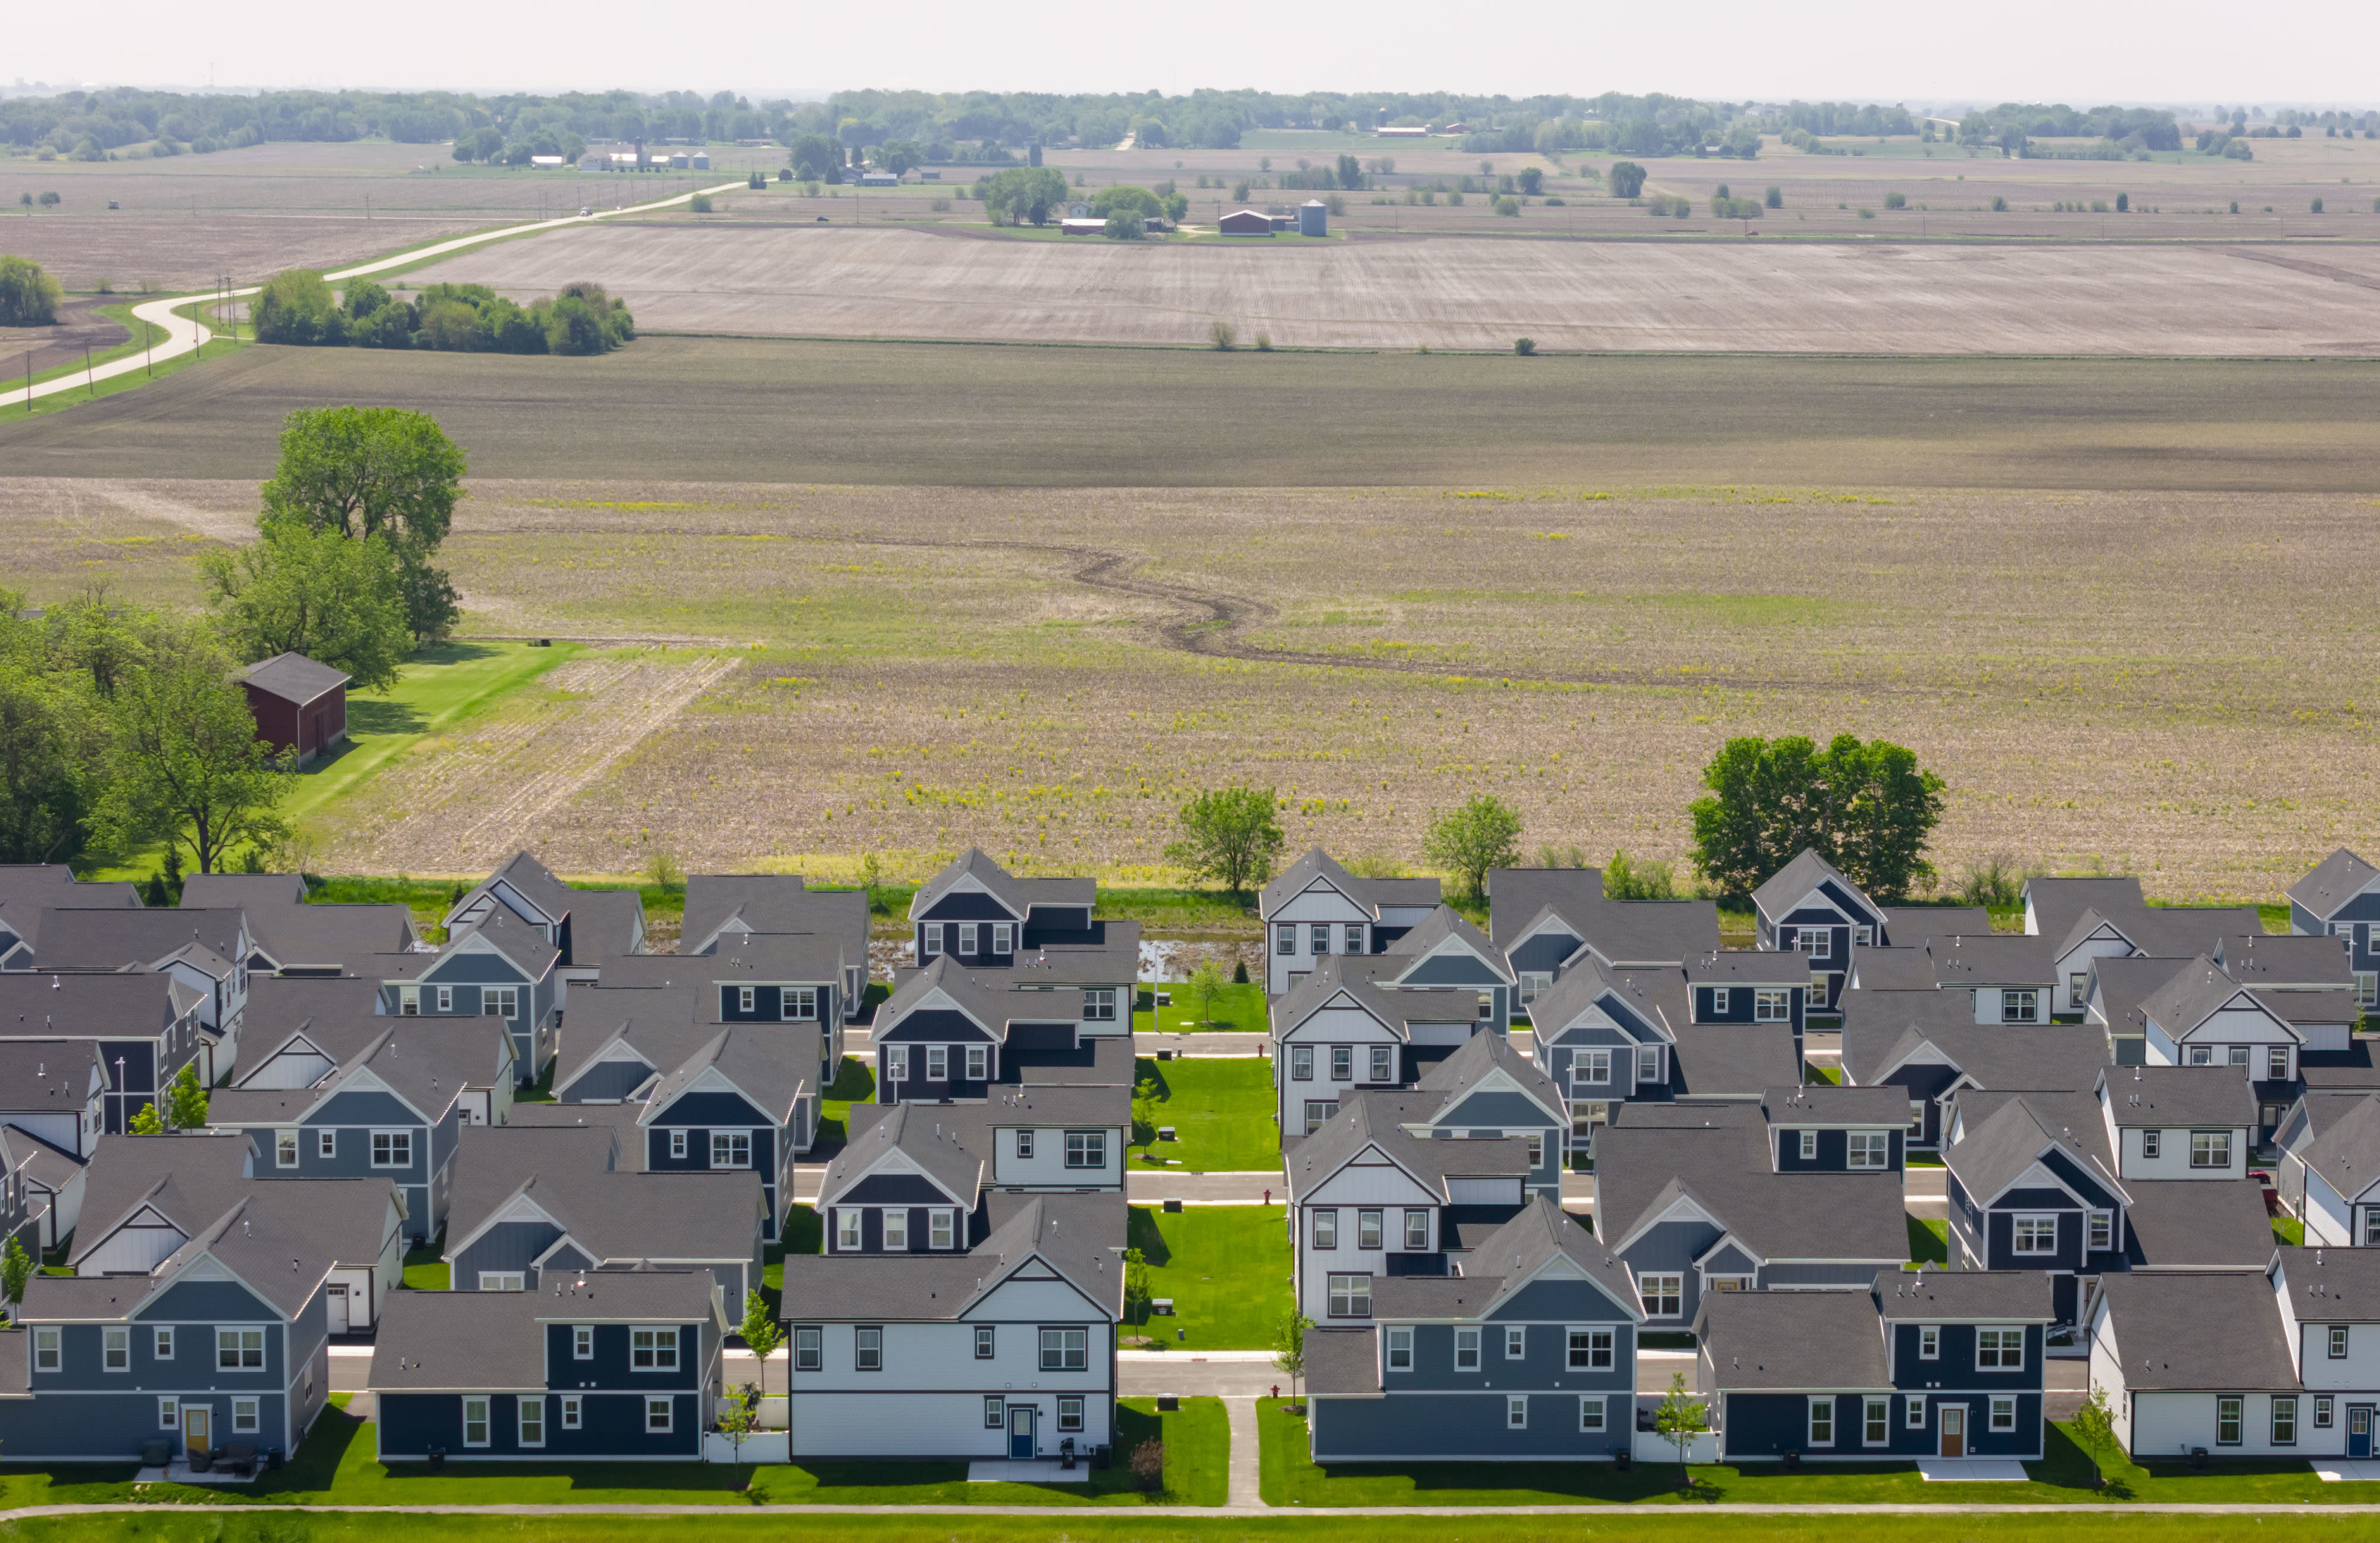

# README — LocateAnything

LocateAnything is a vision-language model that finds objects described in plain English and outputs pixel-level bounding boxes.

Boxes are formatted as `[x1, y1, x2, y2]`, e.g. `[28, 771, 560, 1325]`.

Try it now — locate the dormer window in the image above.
[436, 986, 453, 1012]
[738, 986, 756, 1014]
[1848, 1133, 1889, 1170]
[2142, 1130, 2162, 1158]
[1754, 989, 1791, 1023]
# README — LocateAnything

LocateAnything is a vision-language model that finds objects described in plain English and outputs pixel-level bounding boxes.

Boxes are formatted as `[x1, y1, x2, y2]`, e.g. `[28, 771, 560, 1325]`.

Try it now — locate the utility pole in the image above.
[84, 344, 93, 397]
[145, 318, 154, 375]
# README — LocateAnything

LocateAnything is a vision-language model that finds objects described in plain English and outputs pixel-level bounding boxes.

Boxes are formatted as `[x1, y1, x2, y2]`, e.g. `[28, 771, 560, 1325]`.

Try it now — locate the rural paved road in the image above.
[19, 178, 747, 407]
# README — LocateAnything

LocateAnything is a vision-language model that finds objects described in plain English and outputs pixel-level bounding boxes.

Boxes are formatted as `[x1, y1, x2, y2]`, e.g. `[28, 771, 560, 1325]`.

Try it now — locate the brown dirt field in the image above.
[0, 296, 130, 380]
[14, 474, 2380, 903]
[408, 224, 2380, 354]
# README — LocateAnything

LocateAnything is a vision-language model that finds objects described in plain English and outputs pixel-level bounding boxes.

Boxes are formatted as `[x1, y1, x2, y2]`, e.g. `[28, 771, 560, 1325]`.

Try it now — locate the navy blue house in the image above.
[0, 972, 209, 1134]
[1751, 849, 1888, 1015]
[870, 956, 1103, 1105]
[2290, 849, 2380, 1005]
[1941, 1090, 2128, 1324]
[1304, 1199, 1646, 1462]
[1526, 958, 1802, 1137]
[1838, 993, 2114, 1152]
[1697, 1271, 2053, 1462]
[370, 1271, 725, 1461]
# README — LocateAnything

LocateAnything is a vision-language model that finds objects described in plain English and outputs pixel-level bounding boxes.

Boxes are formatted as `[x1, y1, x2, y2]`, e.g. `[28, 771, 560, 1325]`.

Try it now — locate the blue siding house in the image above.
[1527, 959, 1800, 1134]
[1750, 849, 1888, 1014]
[371, 1271, 725, 1461]
[1941, 1090, 2129, 1324]
[2289, 849, 2380, 1008]
[383, 909, 560, 1086]
[1304, 1199, 1645, 1462]
[0, 972, 210, 1134]
[1697, 1271, 2053, 1463]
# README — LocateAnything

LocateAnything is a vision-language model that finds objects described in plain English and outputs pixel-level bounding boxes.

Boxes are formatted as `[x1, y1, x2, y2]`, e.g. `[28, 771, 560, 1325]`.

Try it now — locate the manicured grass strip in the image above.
[1906, 1215, 1948, 1268]
[819, 1055, 877, 1144]
[1133, 1056, 1281, 1172]
[2275, 1215, 2306, 1246]
[1128, 1205, 1291, 1350]
[1136, 981, 1269, 1035]
[15, 1522, 2380, 1543]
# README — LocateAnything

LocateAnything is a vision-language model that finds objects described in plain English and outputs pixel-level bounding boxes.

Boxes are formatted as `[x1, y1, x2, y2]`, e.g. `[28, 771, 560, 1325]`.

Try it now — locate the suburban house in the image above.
[1302, 1199, 1645, 1463]
[0, 866, 139, 972]
[1838, 992, 2114, 1150]
[1758, 1084, 1911, 1174]
[1686, 951, 1813, 1042]
[2269, 1245, 2380, 1457]
[442, 852, 649, 991]
[0, 971, 211, 1134]
[1285, 1094, 1530, 1325]
[1259, 849, 1443, 995]
[1384, 1030, 1570, 1200]
[1489, 864, 1723, 1008]
[207, 1018, 512, 1245]
[869, 956, 1120, 1105]
[1697, 1271, 2053, 1463]
[2136, 956, 2315, 1083]
[634, 1027, 812, 1240]
[0, 1040, 105, 1249]
[2276, 1092, 2380, 1246]
[2022, 876, 2148, 943]
[442, 1122, 765, 1304]
[1589, 1100, 1908, 1334]
[1926, 936, 2060, 1025]
[180, 873, 422, 977]
[1940, 1089, 2128, 1321]
[1368, 905, 1518, 1035]
[779, 1191, 1125, 1462]
[233, 977, 404, 1094]
[2095, 1065, 2257, 1181]
[371, 1271, 727, 1462]
[237, 651, 349, 768]
[69, 1133, 405, 1334]
[577, 937, 842, 1092]
[2290, 849, 2380, 1009]
[23, 906, 254, 1078]
[1526, 958, 1800, 1134]
[679, 872, 872, 1036]
[0, 1191, 334, 1464]
[1750, 849, 1889, 1013]
[906, 851, 1136, 1034]
[2045, 905, 2260, 1020]
[381, 909, 561, 1086]
[2087, 1272, 2306, 1460]
[1269, 955, 1485, 1141]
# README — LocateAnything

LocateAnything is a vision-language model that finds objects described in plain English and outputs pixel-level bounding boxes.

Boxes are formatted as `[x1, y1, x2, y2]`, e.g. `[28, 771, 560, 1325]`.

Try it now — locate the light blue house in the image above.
[1304, 1199, 1644, 1462]
[382, 910, 559, 1086]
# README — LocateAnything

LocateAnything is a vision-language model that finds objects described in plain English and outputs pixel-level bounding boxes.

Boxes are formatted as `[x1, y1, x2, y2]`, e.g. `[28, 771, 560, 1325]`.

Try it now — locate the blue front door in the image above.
[1009, 1405, 1036, 1459]
[2351, 1406, 2372, 1459]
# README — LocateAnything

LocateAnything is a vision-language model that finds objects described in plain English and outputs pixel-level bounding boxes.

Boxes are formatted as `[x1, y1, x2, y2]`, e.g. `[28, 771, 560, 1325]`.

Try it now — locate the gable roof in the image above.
[1684, 949, 1810, 988]
[818, 1098, 987, 1209]
[681, 874, 868, 957]
[2216, 933, 2353, 990]
[2298, 1093, 2380, 1202]
[1750, 849, 1874, 925]
[640, 1027, 812, 1125]
[177, 874, 308, 910]
[2074, 906, 2265, 963]
[1880, 906, 1993, 943]
[2096, 1272, 2296, 1390]
[1285, 1092, 1527, 1202]
[911, 848, 1094, 921]
[1270, 954, 1434, 1040]
[445, 1125, 760, 1265]
[370, 1271, 724, 1393]
[1369, 1196, 1642, 1323]
[1697, 1287, 1889, 1390]
[215, 1017, 510, 1127]
[2290, 849, 2380, 920]
[237, 651, 350, 705]
[1416, 1026, 1564, 1114]
[2023, 876, 2146, 942]
[1384, 904, 1508, 971]
[2274, 1245, 2380, 1321]
[29, 907, 246, 979]
[0, 970, 205, 1039]
[1850, 947, 1939, 992]
[2095, 1064, 2259, 1128]
[70, 1133, 399, 1272]
[0, 1039, 104, 1109]
[435, 908, 562, 980]
[776, 1190, 1126, 1321]
[1570, 901, 1723, 969]
[878, 954, 1084, 1036]
[2121, 1178, 2276, 1271]
[1593, 1103, 1908, 1263]
[1486, 868, 1603, 948]
[1942, 1090, 2122, 1208]
[1760, 1084, 1912, 1127]
[2138, 956, 2297, 1042]
[232, 976, 392, 1084]
[1259, 849, 1439, 918]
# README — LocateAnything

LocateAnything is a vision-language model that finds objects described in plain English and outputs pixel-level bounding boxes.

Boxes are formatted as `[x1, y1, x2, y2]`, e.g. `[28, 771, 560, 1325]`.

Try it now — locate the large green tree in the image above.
[0, 592, 105, 863]
[259, 406, 466, 646]
[1423, 794, 1523, 902]
[202, 519, 412, 691]
[976, 165, 1069, 226]
[1164, 786, 1283, 898]
[89, 622, 293, 874]
[1687, 732, 1945, 901]
[0, 255, 62, 326]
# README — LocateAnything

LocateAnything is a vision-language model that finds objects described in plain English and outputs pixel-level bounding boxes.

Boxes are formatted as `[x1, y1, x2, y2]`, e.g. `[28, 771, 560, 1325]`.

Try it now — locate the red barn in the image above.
[238, 652, 351, 767]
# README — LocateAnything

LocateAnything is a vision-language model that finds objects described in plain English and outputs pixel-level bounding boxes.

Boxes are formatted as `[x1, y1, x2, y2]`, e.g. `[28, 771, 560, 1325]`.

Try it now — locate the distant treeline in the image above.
[252, 272, 634, 356]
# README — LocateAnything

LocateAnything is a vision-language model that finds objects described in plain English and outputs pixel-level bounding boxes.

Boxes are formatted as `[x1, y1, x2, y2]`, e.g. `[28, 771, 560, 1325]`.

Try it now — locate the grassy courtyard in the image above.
[1128, 1205, 1292, 1350]
[1133, 1056, 1281, 1172]
[1136, 981, 1269, 1035]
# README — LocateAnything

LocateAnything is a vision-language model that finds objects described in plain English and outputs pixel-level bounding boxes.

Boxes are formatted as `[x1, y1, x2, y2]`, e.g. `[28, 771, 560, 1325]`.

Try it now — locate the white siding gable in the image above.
[1272, 882, 1370, 924]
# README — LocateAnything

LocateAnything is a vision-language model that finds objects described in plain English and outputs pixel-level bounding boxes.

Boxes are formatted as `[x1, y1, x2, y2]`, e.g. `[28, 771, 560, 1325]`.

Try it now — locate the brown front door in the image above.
[183, 1405, 211, 1460]
[1940, 1406, 1965, 1458]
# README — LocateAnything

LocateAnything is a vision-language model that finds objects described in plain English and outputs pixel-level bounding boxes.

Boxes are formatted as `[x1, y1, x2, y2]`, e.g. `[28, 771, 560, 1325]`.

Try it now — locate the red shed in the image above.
[238, 652, 351, 767]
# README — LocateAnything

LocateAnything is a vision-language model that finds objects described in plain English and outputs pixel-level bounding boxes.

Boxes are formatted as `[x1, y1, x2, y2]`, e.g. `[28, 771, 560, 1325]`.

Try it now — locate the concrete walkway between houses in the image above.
[1128, 1169, 1284, 1204]
[1223, 1397, 1262, 1507]
[1135, 1032, 1269, 1058]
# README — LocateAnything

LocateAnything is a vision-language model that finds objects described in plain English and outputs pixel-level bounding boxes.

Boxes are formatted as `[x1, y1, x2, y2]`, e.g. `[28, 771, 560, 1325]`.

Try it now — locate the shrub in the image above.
[1493, 195, 1520, 216]
[0, 256, 63, 325]
[688, 194, 714, 213]
[1711, 196, 1761, 218]
[1883, 191, 1907, 209]
[931, 197, 951, 212]
[1608, 160, 1648, 197]
[1129, 1439, 1166, 1492]
[1991, 195, 2008, 212]
[776, 167, 791, 182]
[1208, 319, 1236, 350]
[1543, 196, 1565, 205]
[1254, 332, 1273, 351]
[1764, 186, 1782, 208]
[1103, 209, 1145, 240]
[2115, 192, 2130, 212]
[1513, 337, 1535, 356]
[2312, 197, 2325, 214]
[36, 192, 60, 208]
[251, 269, 342, 345]
[1857, 207, 1876, 219]
[747, 171, 764, 190]
[1233, 959, 1248, 984]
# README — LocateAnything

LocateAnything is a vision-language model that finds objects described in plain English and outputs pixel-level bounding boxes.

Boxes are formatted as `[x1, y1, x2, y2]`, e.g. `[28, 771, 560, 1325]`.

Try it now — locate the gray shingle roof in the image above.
[1260, 849, 1438, 918]
[2105, 907, 2265, 961]
[1007, 920, 1141, 986]
[1850, 948, 1939, 992]
[178, 874, 308, 910]
[1838, 1007, 2110, 1094]
[2273, 1245, 2380, 1321]
[2121, 1178, 2276, 1271]
[639, 1026, 814, 1124]
[0, 1039, 103, 1110]
[2096, 1065, 2259, 1128]
[441, 908, 562, 980]
[1571, 902, 1723, 969]
[1698, 1288, 1889, 1390]
[70, 1133, 397, 1272]
[447, 1124, 762, 1266]
[0, 970, 203, 1039]
[912, 848, 1095, 921]
[1942, 1090, 2121, 1206]
[2138, 956, 2271, 1041]
[1486, 867, 1604, 949]
[1880, 907, 1993, 943]
[2299, 1094, 2380, 1201]
[1761, 1084, 1913, 1126]
[1413, 1027, 1564, 1118]
[370, 1272, 722, 1393]
[2097, 1272, 2297, 1390]
[1684, 950, 1809, 987]
[878, 955, 1084, 1036]
[237, 651, 350, 705]
[1285, 1093, 1527, 1202]
[1669, 1024, 1803, 1098]
[29, 906, 246, 978]
[1870, 1269, 2054, 1321]
[1750, 849, 1874, 926]
[1383, 906, 1511, 981]
[682, 874, 865, 956]
[1270, 954, 1441, 1041]
[2090, 954, 2195, 1040]
[1593, 1104, 1908, 1263]
[246, 905, 421, 970]
[777, 1191, 1125, 1321]
[210, 1018, 509, 1127]
[819, 1099, 987, 1209]
[2022, 877, 2146, 943]
[1928, 934, 2057, 988]
[2289, 849, 2380, 920]
[1302, 1327, 1384, 1395]
[1370, 1197, 1637, 1321]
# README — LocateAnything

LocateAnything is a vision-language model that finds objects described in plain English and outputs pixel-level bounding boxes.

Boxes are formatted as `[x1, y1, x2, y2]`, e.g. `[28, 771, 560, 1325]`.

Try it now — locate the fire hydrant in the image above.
[1271, 1384, 1280, 1399]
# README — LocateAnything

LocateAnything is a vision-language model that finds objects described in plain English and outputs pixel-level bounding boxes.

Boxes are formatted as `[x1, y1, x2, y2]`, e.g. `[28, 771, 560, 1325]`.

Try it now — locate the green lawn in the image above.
[402, 1232, 449, 1291]
[819, 1055, 876, 1144]
[2275, 1214, 2306, 1246]
[1906, 1215, 1947, 1268]
[1135, 981, 1269, 1034]
[1133, 1056, 1280, 1172]
[1128, 1205, 1292, 1350]
[1260, 1400, 2380, 1507]
[1906, 1151, 1946, 1167]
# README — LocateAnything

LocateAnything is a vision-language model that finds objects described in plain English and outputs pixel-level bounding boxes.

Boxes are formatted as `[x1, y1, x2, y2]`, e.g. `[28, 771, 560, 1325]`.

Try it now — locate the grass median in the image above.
[1133, 1056, 1280, 1172]
[1127, 1204, 1292, 1350]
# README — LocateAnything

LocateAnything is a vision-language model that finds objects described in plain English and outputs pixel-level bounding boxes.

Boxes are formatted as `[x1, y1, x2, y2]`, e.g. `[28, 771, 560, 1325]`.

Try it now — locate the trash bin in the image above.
[140, 1439, 172, 1467]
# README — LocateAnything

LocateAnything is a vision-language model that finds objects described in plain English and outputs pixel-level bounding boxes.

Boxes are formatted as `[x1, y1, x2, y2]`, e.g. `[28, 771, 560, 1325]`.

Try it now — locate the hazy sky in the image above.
[14, 0, 2376, 106]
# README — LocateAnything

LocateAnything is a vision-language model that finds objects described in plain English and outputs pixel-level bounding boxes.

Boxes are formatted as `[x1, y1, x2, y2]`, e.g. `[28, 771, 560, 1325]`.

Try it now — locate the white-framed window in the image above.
[794, 1327, 821, 1370]
[646, 1396, 673, 1433]
[1977, 1328, 2024, 1370]
[1520, 971, 1552, 1005]
[784, 987, 819, 1021]
[2217, 1395, 2244, 1445]
[218, 1328, 265, 1369]
[2188, 1045, 2214, 1067]
[1637, 1046, 1661, 1083]
[1084, 989, 1118, 1022]
[932, 1209, 956, 1249]
[478, 1272, 525, 1292]
[460, 1397, 491, 1447]
[884, 1209, 909, 1250]
[1041, 1328, 1089, 1370]
[1476, 992, 1495, 1023]
[1849, 1132, 1890, 1169]
[2359, 974, 2379, 1009]
[2069, 971, 2090, 1009]
[1276, 924, 1295, 956]
[32, 1328, 58, 1372]
[927, 1045, 948, 1081]
[399, 986, 421, 1016]
[1505, 1326, 1526, 1359]
[1313, 1209, 1338, 1249]
[520, 1397, 546, 1447]
[1304, 1100, 1337, 1136]
[887, 1046, 909, 1083]
[920, 926, 942, 959]
[1982, 1395, 2013, 1434]
[1527, 1133, 1545, 1168]
[2270, 1047, 2291, 1081]
[1854, 925, 1874, 946]
[2191, 1129, 2232, 1168]
[154, 1328, 173, 1360]
[317, 1130, 336, 1159]
[2012, 1215, 2058, 1255]
[1331, 1046, 1352, 1081]
[1311, 924, 1332, 955]
[966, 1045, 989, 1080]
[1290, 1045, 1314, 1081]
[562, 1395, 583, 1429]
[158, 1396, 180, 1430]
[711, 1131, 752, 1168]
[2334, 1326, 2352, 1359]
[1507, 1395, 1529, 1429]
[1640, 1274, 1682, 1317]
[2088, 1211, 2113, 1252]
[1454, 1326, 1482, 1369]
[670, 1129, 688, 1160]
[1016, 1130, 1035, 1159]
[1580, 1395, 1606, 1432]
[2142, 1130, 2162, 1159]
[1570, 1327, 1614, 1369]
[631, 1326, 679, 1370]
[1065, 1130, 1107, 1169]
[371, 1130, 412, 1168]
[1797, 1130, 1818, 1161]
[1919, 1325, 1940, 1360]
[573, 1325, 594, 1360]
[957, 923, 979, 957]
[1405, 1209, 1429, 1249]
[1797, 929, 1830, 959]
[992, 923, 1015, 953]
[1808, 1397, 1834, 1446]
[738, 986, 757, 1014]
[1864, 1396, 1889, 1445]
[1386, 1326, 1413, 1370]
[1909, 1100, 1927, 1134]
[2318, 1396, 2335, 1428]
[2001, 989, 2037, 1023]
[975, 1326, 996, 1359]
[276, 1130, 299, 1168]
[2231, 1045, 2251, 1068]
[1358, 1209, 1383, 1250]
[1907, 1395, 1927, 1429]
[1709, 987, 1731, 1015]
[984, 1396, 1005, 1428]
[1754, 989, 1790, 1022]
[485, 987, 518, 1019]
[2365, 1209, 2380, 1247]
[1576, 1049, 1611, 1086]
[436, 985, 454, 1012]
[1368, 1045, 1394, 1083]
[2273, 1396, 2297, 1446]
[1343, 923, 1366, 954]
[1059, 1395, 1084, 1432]
[103, 1326, 129, 1372]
